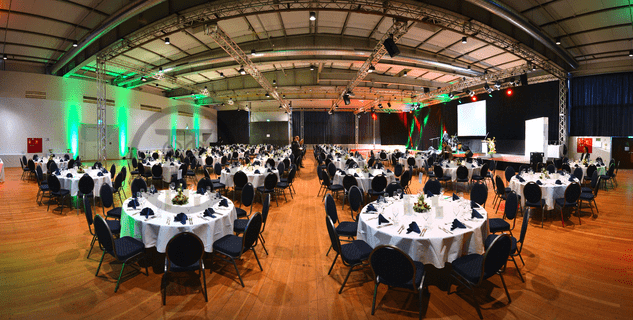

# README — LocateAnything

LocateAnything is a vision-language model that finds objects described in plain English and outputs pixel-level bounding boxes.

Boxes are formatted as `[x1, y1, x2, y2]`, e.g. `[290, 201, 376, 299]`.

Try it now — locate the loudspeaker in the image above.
[530, 152, 544, 165]
[343, 94, 351, 105]
[520, 73, 528, 86]
[423, 87, 430, 93]
[383, 37, 400, 58]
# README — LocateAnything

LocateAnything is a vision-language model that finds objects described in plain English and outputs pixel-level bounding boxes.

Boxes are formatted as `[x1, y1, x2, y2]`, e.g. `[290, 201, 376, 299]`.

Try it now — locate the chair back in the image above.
[407, 157, 416, 168]
[505, 191, 518, 220]
[327, 162, 337, 178]
[400, 170, 411, 188]
[266, 158, 275, 168]
[348, 186, 363, 216]
[423, 179, 441, 195]
[385, 182, 401, 197]
[523, 182, 542, 204]
[93, 215, 115, 256]
[489, 159, 496, 171]
[166, 232, 204, 270]
[261, 194, 270, 229]
[433, 165, 444, 178]
[606, 163, 615, 176]
[22, 155, 28, 167]
[342, 175, 358, 192]
[504, 166, 515, 183]
[110, 164, 116, 178]
[394, 163, 403, 177]
[132, 157, 138, 168]
[470, 183, 488, 206]
[36, 165, 44, 183]
[68, 159, 75, 169]
[286, 167, 297, 184]
[131, 178, 148, 196]
[49, 160, 58, 173]
[325, 215, 342, 255]
[25, 159, 34, 171]
[564, 182, 581, 204]
[205, 157, 213, 166]
[517, 210, 530, 249]
[480, 163, 489, 178]
[138, 163, 146, 175]
[546, 164, 556, 174]
[152, 164, 163, 178]
[78, 174, 95, 195]
[370, 245, 417, 290]
[263, 173, 277, 190]
[213, 162, 223, 176]
[242, 213, 263, 253]
[196, 177, 212, 191]
[482, 234, 512, 282]
[47, 174, 61, 193]
[561, 163, 571, 173]
[283, 158, 290, 171]
[573, 167, 583, 181]
[242, 183, 255, 207]
[84, 196, 94, 233]
[495, 176, 505, 196]
[324, 194, 338, 223]
[456, 166, 468, 180]
[519, 164, 529, 173]
[371, 175, 388, 193]
[100, 184, 115, 208]
[233, 171, 248, 189]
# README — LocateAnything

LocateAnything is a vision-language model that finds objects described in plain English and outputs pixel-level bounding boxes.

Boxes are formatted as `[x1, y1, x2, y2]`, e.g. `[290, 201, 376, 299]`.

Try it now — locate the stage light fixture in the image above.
[73, 41, 78, 47]
[343, 94, 351, 105]
[555, 38, 561, 45]
[368, 65, 375, 73]
[3, 54, 7, 60]
[309, 12, 316, 21]
[484, 83, 493, 93]
[506, 88, 513, 96]
[378, 103, 383, 108]
[251, 49, 256, 56]
[219, 72, 225, 77]
[494, 81, 501, 89]
[387, 102, 391, 108]
[458, 99, 462, 104]
[472, 96, 477, 102]
[448, 92, 455, 99]
[469, 89, 476, 97]
[272, 79, 277, 85]
[159, 67, 163, 73]
[462, 37, 467, 44]
[508, 77, 516, 86]
[383, 35, 400, 57]
[239, 66, 246, 75]
[532, 64, 537, 71]
[282, 94, 286, 99]
[629, 50, 633, 57]
[279, 105, 282, 109]
[165, 37, 170, 45]
[141, 76, 147, 82]
[310, 65, 314, 71]
[402, 70, 407, 77]
[335, 104, 339, 108]
[265, 92, 270, 98]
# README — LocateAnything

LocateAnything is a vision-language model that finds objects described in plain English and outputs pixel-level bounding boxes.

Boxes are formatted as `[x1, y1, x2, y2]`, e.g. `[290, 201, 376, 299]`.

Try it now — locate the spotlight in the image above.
[494, 81, 501, 89]
[368, 65, 375, 73]
[309, 12, 316, 21]
[265, 92, 270, 98]
[282, 94, 286, 99]
[2, 54, 6, 60]
[448, 92, 455, 99]
[506, 88, 513, 96]
[272, 79, 276, 85]
[462, 37, 467, 44]
[402, 70, 407, 77]
[239, 66, 246, 75]
[343, 94, 351, 105]
[73, 41, 78, 47]
[532, 64, 537, 71]
[458, 99, 462, 103]
[165, 37, 170, 45]
[310, 65, 315, 71]
[629, 50, 633, 57]
[251, 49, 256, 56]
[472, 96, 477, 102]
[141, 76, 147, 82]
[159, 67, 163, 73]
[219, 72, 225, 77]
[469, 90, 476, 97]
[335, 104, 339, 108]
[387, 102, 391, 108]
[279, 105, 282, 109]
[378, 103, 383, 108]
[555, 38, 561, 45]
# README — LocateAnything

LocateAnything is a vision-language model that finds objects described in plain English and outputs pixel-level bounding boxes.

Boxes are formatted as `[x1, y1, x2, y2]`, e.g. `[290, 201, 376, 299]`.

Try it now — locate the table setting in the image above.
[357, 191, 489, 268]
[509, 169, 580, 210]
[120, 186, 237, 253]
[54, 166, 112, 196]
[220, 163, 280, 188]
[332, 167, 396, 192]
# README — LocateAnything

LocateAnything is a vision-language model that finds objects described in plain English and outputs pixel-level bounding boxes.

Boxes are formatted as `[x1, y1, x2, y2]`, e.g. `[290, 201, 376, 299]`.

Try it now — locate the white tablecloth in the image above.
[36, 158, 69, 174]
[509, 173, 578, 210]
[398, 156, 427, 169]
[220, 166, 280, 188]
[140, 160, 182, 182]
[439, 163, 482, 182]
[357, 195, 489, 268]
[57, 169, 112, 197]
[120, 191, 237, 253]
[0, 158, 4, 182]
[333, 168, 396, 193]
[331, 157, 366, 170]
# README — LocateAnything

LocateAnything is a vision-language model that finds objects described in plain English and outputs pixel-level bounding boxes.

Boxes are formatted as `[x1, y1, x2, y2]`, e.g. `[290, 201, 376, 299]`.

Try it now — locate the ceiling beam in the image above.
[0, 9, 92, 31]
[539, 5, 631, 28]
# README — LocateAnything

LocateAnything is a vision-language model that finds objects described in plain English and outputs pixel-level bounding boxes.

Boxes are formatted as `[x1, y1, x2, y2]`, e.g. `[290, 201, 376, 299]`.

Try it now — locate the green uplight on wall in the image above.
[62, 79, 82, 156]
[193, 110, 200, 148]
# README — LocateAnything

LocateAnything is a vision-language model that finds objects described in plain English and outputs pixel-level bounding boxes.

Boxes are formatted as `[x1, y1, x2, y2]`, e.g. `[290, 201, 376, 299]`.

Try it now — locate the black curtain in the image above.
[570, 72, 633, 136]
[303, 111, 330, 144]
[292, 112, 301, 139]
[358, 113, 380, 145]
[217, 110, 249, 144]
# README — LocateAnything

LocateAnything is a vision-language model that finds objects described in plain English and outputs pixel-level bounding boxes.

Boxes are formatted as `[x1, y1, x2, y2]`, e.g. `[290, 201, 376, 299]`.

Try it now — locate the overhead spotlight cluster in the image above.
[484, 83, 494, 94]
[200, 86, 209, 96]
[410, 102, 423, 111]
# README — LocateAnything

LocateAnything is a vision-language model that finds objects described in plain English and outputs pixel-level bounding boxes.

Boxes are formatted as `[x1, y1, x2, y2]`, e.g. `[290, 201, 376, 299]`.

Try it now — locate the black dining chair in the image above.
[94, 215, 147, 292]
[211, 212, 263, 287]
[78, 173, 95, 212]
[47, 174, 72, 213]
[162, 232, 208, 304]
[84, 195, 120, 259]
[369, 245, 427, 320]
[257, 173, 279, 206]
[523, 182, 545, 227]
[100, 184, 122, 220]
[555, 182, 581, 227]
[367, 175, 388, 202]
[470, 183, 488, 208]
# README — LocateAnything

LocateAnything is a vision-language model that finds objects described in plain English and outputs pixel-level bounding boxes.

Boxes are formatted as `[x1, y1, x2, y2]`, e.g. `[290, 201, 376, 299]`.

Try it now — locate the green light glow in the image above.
[171, 111, 178, 149]
[115, 89, 130, 157]
[193, 108, 200, 148]
[62, 79, 81, 156]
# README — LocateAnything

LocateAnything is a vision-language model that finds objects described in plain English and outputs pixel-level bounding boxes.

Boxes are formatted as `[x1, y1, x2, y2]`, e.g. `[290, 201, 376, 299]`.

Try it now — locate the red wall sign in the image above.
[27, 138, 42, 153]
[577, 137, 592, 153]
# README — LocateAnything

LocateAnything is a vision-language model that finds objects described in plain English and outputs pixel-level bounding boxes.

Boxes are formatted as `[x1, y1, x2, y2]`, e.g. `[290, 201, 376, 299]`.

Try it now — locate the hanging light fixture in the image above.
[368, 65, 375, 73]
[461, 37, 467, 44]
[309, 12, 316, 21]
[3, 54, 7, 60]
[73, 41, 78, 47]
[238, 66, 246, 75]
[165, 37, 170, 45]
[555, 38, 561, 45]
[141, 76, 147, 82]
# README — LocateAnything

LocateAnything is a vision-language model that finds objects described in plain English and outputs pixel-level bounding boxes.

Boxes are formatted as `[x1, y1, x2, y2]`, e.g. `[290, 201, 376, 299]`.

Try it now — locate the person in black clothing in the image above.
[291, 136, 303, 167]
[580, 146, 590, 161]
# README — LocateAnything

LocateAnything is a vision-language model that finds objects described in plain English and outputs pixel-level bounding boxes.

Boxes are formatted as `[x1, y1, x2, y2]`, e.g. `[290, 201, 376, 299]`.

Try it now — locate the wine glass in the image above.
[170, 182, 176, 191]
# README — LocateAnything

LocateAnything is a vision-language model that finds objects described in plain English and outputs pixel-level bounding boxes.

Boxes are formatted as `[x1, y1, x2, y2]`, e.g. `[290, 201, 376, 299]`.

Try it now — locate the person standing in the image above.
[291, 136, 303, 168]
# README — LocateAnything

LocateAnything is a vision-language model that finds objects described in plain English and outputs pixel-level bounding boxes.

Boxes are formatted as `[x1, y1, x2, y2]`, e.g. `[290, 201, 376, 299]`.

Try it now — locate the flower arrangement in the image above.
[172, 188, 189, 205]
[539, 167, 550, 180]
[362, 165, 370, 173]
[76, 166, 85, 174]
[486, 137, 497, 154]
[413, 193, 431, 213]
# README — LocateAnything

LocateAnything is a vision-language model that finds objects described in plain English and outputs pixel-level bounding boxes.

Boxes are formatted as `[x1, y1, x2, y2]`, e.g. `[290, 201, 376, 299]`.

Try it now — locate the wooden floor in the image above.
[1, 155, 632, 320]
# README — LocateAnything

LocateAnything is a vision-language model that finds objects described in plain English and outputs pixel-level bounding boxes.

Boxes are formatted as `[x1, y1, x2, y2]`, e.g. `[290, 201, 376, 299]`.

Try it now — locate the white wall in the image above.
[0, 71, 217, 166]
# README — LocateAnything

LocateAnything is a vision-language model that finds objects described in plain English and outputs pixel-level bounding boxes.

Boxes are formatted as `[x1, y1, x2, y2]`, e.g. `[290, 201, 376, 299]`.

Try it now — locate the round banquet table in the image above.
[438, 162, 482, 182]
[331, 157, 367, 170]
[220, 166, 280, 188]
[0, 158, 4, 182]
[140, 160, 182, 182]
[333, 168, 396, 193]
[56, 168, 112, 197]
[569, 162, 607, 179]
[357, 194, 489, 268]
[120, 190, 237, 253]
[509, 172, 580, 210]
[398, 156, 426, 169]
[36, 158, 69, 174]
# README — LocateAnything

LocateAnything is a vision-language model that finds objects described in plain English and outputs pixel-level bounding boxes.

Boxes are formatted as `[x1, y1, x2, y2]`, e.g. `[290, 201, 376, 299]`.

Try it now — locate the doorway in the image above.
[612, 137, 633, 169]
[79, 124, 120, 161]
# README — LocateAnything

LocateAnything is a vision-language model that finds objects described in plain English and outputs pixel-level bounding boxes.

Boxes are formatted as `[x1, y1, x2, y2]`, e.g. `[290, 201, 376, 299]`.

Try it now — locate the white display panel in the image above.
[525, 117, 548, 158]
[457, 100, 487, 136]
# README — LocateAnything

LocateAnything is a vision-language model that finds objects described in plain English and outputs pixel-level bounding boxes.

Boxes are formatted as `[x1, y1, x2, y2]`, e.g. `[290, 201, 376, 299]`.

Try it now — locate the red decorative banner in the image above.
[27, 138, 42, 153]
[577, 137, 592, 153]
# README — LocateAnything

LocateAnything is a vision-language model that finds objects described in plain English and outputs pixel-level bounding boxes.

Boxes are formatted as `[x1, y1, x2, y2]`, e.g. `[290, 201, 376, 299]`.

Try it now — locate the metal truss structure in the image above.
[204, 23, 289, 112]
[559, 78, 568, 145]
[96, 58, 108, 163]
[330, 19, 410, 111]
[106, 58, 205, 95]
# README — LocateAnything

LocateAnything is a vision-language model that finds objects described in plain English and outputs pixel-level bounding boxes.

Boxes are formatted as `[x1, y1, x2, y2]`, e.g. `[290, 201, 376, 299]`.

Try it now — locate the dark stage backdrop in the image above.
[250, 121, 288, 146]
[379, 106, 442, 150]
[293, 111, 355, 145]
[217, 110, 249, 144]
[442, 81, 559, 154]
[570, 72, 633, 136]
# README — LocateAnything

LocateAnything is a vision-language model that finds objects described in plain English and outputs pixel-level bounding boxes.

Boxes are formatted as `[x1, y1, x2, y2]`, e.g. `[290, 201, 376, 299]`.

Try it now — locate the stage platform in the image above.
[453, 153, 530, 165]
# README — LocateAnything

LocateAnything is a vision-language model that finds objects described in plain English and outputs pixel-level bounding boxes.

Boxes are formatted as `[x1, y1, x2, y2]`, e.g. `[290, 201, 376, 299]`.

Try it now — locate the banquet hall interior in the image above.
[1, 0, 633, 319]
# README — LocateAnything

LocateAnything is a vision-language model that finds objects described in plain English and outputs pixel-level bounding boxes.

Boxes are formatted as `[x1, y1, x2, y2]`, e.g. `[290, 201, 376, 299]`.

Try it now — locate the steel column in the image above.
[96, 58, 107, 164]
